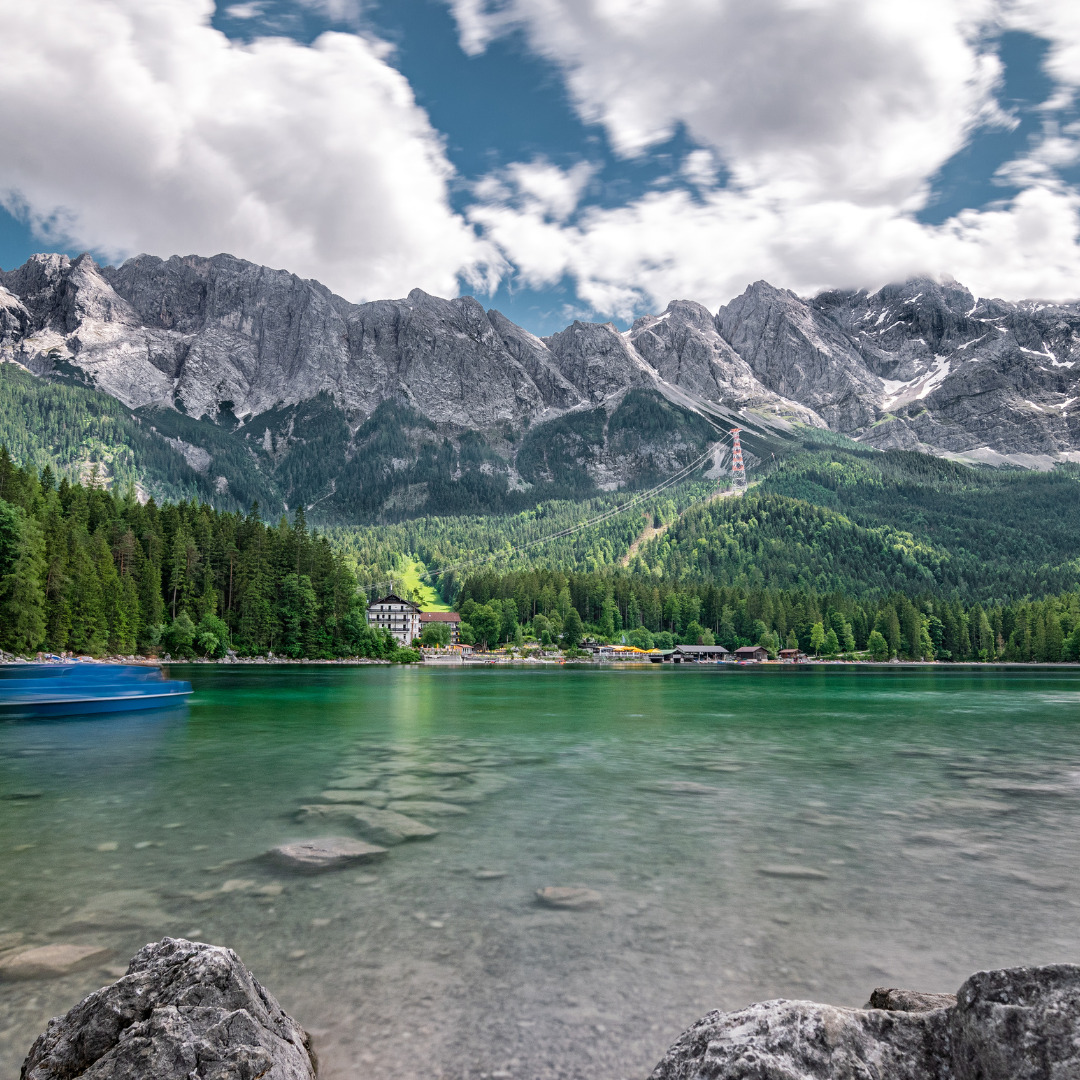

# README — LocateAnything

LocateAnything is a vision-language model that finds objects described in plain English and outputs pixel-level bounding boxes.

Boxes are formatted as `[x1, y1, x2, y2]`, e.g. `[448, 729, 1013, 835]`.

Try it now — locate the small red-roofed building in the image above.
[419, 610, 462, 644]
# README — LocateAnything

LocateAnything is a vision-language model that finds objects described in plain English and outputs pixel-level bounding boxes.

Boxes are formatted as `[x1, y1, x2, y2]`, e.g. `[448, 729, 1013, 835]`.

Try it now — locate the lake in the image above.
[2, 664, 1080, 1079]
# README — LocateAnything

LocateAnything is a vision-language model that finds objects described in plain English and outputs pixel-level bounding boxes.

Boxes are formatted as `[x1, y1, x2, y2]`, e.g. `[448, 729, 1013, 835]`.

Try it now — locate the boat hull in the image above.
[0, 663, 193, 719]
[0, 688, 193, 718]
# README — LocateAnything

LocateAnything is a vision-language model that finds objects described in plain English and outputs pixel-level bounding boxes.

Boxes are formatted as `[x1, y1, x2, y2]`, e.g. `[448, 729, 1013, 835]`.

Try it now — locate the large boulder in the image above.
[649, 998, 947, 1080]
[649, 965, 1080, 1080]
[950, 965, 1080, 1080]
[21, 937, 316, 1080]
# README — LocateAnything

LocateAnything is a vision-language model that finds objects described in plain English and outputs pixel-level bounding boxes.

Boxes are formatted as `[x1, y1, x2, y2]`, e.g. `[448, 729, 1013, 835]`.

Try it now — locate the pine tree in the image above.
[1046, 612, 1064, 663]
[0, 511, 47, 653]
[92, 528, 124, 653]
[66, 529, 107, 656]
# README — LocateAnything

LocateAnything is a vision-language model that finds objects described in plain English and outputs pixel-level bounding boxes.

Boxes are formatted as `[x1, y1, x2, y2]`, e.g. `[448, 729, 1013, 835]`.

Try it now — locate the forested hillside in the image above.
[455, 568, 1080, 663]
[3, 427, 1080, 661]
[0, 362, 214, 504]
[627, 446, 1080, 603]
[328, 480, 716, 597]
[0, 450, 415, 661]
[0, 361, 723, 522]
[327, 446, 1080, 608]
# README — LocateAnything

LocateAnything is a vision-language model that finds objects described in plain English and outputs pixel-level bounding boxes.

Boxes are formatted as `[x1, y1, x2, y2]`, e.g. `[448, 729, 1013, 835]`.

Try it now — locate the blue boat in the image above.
[0, 663, 192, 718]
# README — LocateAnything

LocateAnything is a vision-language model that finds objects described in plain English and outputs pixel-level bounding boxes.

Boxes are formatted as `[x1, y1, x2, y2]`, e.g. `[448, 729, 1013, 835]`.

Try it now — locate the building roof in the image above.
[368, 593, 420, 610]
[675, 644, 730, 655]
[419, 611, 461, 622]
[734, 645, 768, 656]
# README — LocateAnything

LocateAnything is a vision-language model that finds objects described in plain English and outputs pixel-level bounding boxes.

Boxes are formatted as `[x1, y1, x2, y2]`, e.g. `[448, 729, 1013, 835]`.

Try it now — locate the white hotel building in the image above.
[366, 593, 422, 645]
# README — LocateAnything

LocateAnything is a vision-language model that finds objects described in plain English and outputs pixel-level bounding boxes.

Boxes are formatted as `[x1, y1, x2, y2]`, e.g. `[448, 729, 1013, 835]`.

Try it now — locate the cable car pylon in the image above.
[729, 428, 747, 492]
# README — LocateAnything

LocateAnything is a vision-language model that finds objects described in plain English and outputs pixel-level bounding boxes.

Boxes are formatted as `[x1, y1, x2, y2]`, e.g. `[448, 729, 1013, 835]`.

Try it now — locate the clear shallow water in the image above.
[2, 665, 1080, 1079]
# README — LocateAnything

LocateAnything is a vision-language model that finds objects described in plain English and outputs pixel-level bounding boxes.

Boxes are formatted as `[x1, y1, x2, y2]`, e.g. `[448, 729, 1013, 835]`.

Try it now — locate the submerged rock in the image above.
[296, 804, 437, 844]
[0, 931, 25, 951]
[431, 774, 511, 803]
[536, 886, 603, 909]
[21, 937, 316, 1080]
[649, 964, 1080, 1080]
[387, 800, 469, 816]
[0, 944, 110, 981]
[318, 789, 390, 807]
[757, 865, 830, 880]
[54, 889, 172, 931]
[219, 879, 257, 893]
[325, 772, 380, 790]
[380, 777, 457, 801]
[271, 837, 387, 871]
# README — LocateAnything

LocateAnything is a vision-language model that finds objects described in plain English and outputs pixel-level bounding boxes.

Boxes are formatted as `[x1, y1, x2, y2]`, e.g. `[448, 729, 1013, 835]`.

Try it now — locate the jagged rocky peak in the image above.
[632, 298, 716, 334]
[0, 252, 71, 308]
[628, 299, 823, 424]
[631, 299, 741, 402]
[2, 252, 136, 333]
[103, 251, 337, 335]
[716, 279, 881, 430]
[485, 307, 587, 414]
[342, 287, 550, 428]
[544, 319, 650, 404]
[813, 276, 985, 370]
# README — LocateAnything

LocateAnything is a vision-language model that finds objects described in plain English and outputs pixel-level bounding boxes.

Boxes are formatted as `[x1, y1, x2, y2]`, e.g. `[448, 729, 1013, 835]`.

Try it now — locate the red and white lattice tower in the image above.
[729, 428, 747, 492]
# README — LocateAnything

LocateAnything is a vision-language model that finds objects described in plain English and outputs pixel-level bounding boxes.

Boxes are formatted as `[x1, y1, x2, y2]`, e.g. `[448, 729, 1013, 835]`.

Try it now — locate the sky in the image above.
[2, 1, 1080, 334]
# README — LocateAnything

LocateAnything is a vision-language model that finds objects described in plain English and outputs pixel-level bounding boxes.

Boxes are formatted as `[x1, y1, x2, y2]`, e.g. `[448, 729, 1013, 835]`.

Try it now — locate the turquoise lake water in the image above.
[2, 664, 1080, 1079]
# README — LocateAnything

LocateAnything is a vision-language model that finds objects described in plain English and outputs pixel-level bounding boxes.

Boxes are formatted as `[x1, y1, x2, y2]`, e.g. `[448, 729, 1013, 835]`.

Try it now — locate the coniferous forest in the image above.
[3, 430, 1080, 662]
[453, 567, 1080, 662]
[0, 450, 416, 661]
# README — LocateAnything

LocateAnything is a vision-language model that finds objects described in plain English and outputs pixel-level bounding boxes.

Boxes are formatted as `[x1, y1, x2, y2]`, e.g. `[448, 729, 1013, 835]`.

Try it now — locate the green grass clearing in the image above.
[395, 557, 451, 610]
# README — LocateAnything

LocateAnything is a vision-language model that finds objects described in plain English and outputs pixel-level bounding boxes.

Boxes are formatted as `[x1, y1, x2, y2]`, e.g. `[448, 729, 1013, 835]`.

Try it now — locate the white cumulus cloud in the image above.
[0, 0, 492, 301]
[455, 0, 1080, 312]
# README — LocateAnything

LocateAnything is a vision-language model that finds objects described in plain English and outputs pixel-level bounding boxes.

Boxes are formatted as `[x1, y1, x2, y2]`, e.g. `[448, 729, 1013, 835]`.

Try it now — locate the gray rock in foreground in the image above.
[951, 965, 1080, 1080]
[650, 964, 1080, 1080]
[21, 937, 316, 1080]
[867, 986, 958, 1012]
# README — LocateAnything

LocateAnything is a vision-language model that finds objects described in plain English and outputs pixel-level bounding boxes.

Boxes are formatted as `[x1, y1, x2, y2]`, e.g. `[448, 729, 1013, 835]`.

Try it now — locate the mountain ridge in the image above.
[2, 251, 1080, 518]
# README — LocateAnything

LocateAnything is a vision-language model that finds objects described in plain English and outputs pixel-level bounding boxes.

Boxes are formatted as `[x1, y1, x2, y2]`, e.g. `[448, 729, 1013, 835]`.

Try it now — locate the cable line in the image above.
[364, 423, 744, 597]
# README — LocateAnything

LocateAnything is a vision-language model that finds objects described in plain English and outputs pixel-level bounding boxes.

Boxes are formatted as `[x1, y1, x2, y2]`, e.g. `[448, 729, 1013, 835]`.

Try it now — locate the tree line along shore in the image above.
[0, 451, 417, 663]
[453, 569, 1080, 662]
[1, 448, 1080, 664]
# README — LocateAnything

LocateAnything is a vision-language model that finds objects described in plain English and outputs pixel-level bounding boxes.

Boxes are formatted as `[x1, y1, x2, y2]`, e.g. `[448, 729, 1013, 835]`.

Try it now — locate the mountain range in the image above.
[2, 251, 1079, 518]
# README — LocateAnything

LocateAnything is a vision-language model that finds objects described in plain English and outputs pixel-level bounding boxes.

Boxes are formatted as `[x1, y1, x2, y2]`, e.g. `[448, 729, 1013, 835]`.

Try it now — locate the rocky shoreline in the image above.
[0, 651, 392, 666]
[5, 651, 1079, 669]
[19, 939, 1080, 1079]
